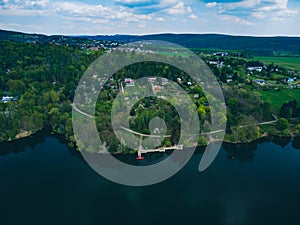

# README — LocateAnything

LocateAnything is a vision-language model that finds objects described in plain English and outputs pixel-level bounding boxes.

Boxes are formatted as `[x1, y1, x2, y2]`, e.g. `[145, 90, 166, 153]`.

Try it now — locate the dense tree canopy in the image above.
[0, 40, 299, 152]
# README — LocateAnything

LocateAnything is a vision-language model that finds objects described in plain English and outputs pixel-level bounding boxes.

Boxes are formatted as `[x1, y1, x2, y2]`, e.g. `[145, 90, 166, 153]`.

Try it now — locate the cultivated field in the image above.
[259, 89, 300, 112]
[253, 56, 300, 71]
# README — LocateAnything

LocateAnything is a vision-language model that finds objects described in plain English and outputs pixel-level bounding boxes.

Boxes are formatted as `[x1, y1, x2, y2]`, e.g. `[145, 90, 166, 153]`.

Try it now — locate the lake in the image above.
[1, 130, 300, 225]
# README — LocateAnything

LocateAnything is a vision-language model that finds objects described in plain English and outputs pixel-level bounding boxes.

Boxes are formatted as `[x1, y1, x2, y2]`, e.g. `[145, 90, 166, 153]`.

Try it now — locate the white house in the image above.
[252, 79, 266, 86]
[148, 77, 156, 83]
[248, 67, 263, 72]
[2, 96, 13, 103]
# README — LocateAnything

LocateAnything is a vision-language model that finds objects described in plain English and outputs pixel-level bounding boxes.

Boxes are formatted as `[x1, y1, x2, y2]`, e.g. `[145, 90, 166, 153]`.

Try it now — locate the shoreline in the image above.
[8, 129, 42, 142]
[1, 128, 299, 154]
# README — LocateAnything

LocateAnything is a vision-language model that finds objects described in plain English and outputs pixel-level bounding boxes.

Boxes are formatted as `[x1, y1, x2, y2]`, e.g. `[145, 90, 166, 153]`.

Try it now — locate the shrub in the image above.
[276, 118, 288, 131]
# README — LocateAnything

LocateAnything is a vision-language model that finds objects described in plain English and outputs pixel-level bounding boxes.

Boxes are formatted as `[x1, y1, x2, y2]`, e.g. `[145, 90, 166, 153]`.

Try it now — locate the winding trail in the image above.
[72, 103, 94, 119]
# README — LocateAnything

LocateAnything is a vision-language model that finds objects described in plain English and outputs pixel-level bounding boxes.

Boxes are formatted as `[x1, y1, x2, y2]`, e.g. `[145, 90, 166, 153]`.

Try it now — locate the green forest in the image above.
[1, 39, 300, 153]
[0, 41, 103, 145]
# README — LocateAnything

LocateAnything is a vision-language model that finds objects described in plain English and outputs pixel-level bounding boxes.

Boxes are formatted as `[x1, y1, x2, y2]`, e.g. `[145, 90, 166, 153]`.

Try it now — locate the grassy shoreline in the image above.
[2, 125, 299, 154]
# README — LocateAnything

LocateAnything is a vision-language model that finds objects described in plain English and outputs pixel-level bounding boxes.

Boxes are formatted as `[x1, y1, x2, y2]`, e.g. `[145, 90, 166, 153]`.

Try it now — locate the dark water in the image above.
[1, 131, 300, 225]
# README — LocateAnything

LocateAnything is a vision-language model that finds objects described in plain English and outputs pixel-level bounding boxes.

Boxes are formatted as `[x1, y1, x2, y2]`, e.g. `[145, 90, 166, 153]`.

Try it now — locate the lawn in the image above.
[253, 56, 300, 71]
[258, 89, 300, 112]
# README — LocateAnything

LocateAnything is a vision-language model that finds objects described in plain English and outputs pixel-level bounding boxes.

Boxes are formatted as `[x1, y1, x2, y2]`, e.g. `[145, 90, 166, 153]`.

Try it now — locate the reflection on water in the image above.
[292, 137, 300, 149]
[223, 142, 257, 162]
[0, 133, 300, 225]
[271, 136, 292, 148]
[0, 129, 48, 156]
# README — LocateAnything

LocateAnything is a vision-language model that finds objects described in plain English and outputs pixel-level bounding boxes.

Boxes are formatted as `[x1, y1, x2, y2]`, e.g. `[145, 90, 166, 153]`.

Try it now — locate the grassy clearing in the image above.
[258, 89, 300, 112]
[253, 56, 300, 71]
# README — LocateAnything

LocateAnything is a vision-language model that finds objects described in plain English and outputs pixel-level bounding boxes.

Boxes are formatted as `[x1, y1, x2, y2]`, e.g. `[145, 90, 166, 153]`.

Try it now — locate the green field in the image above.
[259, 89, 300, 112]
[253, 56, 300, 71]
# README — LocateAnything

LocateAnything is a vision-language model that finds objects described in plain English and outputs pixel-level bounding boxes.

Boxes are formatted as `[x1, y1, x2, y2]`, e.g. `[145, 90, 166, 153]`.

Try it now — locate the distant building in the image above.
[248, 67, 263, 72]
[194, 94, 199, 99]
[161, 78, 168, 86]
[125, 78, 135, 86]
[217, 62, 224, 69]
[252, 79, 266, 86]
[282, 77, 298, 85]
[148, 77, 156, 83]
[213, 52, 228, 57]
[209, 61, 224, 68]
[209, 61, 218, 65]
[2, 96, 13, 103]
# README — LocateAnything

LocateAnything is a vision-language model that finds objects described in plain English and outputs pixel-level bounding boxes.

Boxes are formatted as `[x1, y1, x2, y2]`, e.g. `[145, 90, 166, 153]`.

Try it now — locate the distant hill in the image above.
[83, 33, 300, 56]
[1, 29, 300, 56]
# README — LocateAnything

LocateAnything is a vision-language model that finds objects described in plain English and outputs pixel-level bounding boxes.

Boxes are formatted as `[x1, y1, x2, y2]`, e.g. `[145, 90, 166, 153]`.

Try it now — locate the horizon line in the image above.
[2, 28, 300, 38]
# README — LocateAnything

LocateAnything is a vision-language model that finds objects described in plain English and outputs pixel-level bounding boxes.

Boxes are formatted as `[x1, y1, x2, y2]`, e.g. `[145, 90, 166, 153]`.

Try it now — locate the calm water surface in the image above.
[1, 130, 300, 225]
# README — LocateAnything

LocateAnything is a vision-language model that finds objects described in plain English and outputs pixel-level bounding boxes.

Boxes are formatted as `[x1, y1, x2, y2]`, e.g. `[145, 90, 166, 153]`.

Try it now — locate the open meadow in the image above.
[253, 56, 300, 71]
[258, 89, 300, 112]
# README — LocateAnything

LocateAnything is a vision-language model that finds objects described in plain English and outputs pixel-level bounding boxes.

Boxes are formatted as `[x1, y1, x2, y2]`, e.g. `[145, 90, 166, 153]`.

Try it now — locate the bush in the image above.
[198, 136, 208, 146]
[295, 124, 300, 135]
[276, 118, 289, 131]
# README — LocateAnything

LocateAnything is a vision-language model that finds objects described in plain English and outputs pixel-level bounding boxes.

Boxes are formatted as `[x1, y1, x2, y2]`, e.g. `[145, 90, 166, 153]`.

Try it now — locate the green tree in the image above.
[276, 118, 288, 131]
[198, 136, 208, 146]
[6, 79, 26, 95]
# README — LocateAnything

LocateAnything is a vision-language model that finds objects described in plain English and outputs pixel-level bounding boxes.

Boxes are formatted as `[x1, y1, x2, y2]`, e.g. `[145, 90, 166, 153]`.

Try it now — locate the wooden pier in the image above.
[137, 144, 183, 159]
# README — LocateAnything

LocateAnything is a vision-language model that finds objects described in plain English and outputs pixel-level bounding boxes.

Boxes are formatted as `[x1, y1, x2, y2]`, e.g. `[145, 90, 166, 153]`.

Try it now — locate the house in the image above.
[161, 78, 168, 86]
[209, 61, 218, 65]
[209, 61, 224, 68]
[148, 77, 156, 83]
[213, 52, 228, 57]
[252, 79, 266, 86]
[282, 77, 296, 85]
[110, 42, 118, 47]
[124, 78, 135, 86]
[194, 93, 199, 99]
[248, 67, 263, 72]
[217, 62, 224, 69]
[2, 96, 13, 103]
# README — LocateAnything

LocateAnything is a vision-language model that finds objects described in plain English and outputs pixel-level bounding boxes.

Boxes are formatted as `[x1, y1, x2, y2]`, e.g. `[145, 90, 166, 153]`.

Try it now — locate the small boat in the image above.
[136, 156, 144, 160]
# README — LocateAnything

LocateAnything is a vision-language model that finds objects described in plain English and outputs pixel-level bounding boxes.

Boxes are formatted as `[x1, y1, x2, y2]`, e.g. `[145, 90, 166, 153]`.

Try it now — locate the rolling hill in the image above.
[1, 29, 300, 56]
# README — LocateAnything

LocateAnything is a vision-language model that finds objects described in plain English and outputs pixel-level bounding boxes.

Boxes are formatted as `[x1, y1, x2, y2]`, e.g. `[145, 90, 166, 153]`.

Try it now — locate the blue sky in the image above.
[0, 0, 299, 36]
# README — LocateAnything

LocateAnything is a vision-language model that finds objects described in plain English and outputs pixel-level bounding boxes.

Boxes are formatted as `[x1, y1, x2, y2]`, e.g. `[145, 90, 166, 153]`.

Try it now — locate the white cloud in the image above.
[114, 0, 194, 17]
[115, 0, 152, 3]
[220, 15, 254, 26]
[0, 22, 42, 31]
[0, 0, 152, 22]
[223, 0, 288, 11]
[251, 8, 298, 21]
[217, 0, 298, 22]
[0, 0, 52, 16]
[188, 14, 197, 19]
[156, 17, 165, 21]
[205, 2, 217, 9]
[1, 0, 299, 35]
[159, 0, 180, 7]
[62, 16, 109, 24]
[165, 2, 192, 15]
[23, 0, 50, 9]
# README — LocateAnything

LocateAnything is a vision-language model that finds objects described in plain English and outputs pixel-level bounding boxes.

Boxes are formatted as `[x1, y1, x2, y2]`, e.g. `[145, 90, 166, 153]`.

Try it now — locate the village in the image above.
[205, 52, 300, 90]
